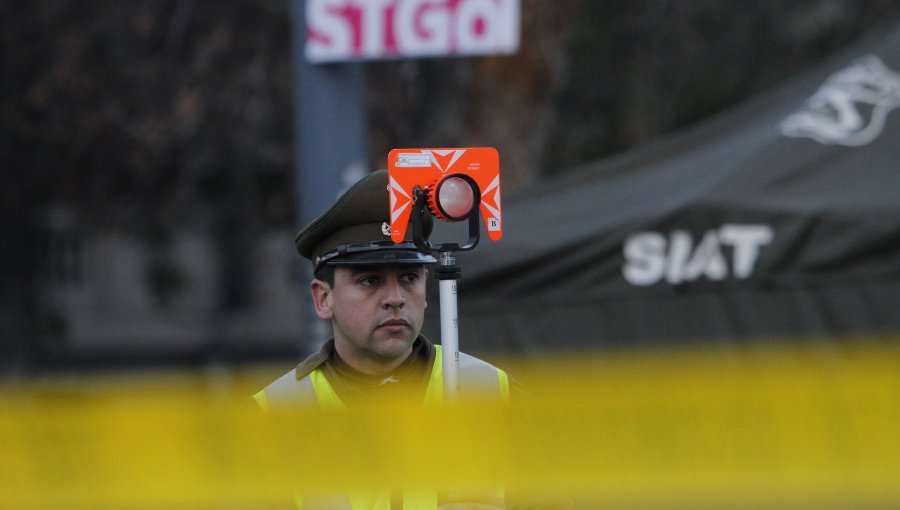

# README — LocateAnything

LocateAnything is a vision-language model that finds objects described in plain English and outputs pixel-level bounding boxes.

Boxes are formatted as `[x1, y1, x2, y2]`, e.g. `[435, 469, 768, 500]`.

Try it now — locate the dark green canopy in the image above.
[429, 22, 900, 354]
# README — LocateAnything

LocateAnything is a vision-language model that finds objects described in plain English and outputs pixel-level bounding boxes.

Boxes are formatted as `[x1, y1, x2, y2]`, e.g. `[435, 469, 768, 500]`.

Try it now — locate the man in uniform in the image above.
[251, 169, 510, 510]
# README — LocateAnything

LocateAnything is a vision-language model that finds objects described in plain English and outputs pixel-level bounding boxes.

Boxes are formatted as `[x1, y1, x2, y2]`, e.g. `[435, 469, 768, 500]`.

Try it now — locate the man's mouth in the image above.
[378, 318, 410, 329]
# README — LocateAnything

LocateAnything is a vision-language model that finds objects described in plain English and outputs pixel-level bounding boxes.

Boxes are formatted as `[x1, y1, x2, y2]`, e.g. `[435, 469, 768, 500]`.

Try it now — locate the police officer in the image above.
[252, 169, 510, 510]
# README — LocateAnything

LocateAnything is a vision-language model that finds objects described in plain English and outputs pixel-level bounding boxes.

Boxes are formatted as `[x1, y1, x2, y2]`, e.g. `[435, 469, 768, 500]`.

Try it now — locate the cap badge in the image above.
[381, 222, 391, 236]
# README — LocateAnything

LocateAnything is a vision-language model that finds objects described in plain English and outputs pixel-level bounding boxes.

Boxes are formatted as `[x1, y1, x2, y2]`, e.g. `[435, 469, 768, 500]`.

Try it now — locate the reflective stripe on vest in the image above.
[251, 346, 509, 510]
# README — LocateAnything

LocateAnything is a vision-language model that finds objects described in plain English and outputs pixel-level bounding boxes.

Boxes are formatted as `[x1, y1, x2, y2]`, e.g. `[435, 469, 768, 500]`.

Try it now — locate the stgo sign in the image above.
[305, 0, 520, 62]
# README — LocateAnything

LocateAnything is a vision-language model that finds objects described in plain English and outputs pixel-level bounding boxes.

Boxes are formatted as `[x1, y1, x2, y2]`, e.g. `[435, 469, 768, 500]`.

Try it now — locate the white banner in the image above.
[305, 0, 520, 63]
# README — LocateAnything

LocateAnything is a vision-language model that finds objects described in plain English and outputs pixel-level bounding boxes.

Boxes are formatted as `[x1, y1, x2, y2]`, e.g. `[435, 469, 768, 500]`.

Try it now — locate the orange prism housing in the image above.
[387, 148, 503, 244]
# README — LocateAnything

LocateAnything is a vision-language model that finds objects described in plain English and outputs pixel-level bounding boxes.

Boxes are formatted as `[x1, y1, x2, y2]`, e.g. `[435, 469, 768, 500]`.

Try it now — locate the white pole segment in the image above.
[438, 252, 459, 402]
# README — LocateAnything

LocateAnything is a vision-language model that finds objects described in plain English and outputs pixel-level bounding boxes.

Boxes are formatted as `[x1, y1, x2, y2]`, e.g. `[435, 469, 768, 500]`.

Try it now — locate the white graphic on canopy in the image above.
[780, 55, 900, 146]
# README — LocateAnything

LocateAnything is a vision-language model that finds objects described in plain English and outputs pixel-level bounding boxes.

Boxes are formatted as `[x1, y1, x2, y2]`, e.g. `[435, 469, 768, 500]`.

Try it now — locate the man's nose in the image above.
[382, 276, 405, 308]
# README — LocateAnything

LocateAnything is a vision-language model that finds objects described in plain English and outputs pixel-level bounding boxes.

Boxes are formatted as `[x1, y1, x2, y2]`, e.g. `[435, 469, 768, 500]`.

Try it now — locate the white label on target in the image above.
[396, 153, 432, 168]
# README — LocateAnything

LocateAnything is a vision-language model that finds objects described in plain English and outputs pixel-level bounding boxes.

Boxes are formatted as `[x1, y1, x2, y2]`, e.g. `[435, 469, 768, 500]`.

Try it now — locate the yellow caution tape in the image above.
[2, 341, 899, 509]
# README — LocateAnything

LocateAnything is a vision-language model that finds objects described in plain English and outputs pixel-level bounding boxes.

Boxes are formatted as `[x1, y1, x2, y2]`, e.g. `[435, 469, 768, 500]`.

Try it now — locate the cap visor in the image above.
[326, 249, 437, 266]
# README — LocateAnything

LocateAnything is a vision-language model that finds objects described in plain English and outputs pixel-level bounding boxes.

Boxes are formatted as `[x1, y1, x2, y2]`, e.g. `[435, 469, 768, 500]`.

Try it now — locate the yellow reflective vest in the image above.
[252, 345, 510, 510]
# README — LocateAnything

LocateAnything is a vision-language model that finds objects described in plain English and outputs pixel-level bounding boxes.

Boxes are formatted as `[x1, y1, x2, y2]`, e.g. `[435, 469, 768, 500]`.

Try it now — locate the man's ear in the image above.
[310, 279, 334, 320]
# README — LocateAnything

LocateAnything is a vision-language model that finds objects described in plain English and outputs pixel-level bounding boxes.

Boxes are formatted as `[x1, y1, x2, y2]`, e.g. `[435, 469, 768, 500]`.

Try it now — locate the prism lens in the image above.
[437, 176, 476, 219]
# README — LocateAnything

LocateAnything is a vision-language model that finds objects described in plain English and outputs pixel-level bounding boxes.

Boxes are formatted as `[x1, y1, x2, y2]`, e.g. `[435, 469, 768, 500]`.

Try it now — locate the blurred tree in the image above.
[2, 0, 294, 230]
[1, 0, 294, 370]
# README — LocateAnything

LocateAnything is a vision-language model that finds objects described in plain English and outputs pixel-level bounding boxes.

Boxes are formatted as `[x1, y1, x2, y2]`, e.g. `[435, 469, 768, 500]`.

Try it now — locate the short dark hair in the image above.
[314, 264, 335, 286]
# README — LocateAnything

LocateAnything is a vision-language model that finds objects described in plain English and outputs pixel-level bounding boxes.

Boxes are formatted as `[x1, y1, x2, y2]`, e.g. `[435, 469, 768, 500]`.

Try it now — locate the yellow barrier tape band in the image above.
[2, 342, 899, 509]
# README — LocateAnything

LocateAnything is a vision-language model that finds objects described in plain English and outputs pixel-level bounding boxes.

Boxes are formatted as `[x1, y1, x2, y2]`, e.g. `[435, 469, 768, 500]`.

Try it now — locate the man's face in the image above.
[311, 264, 428, 374]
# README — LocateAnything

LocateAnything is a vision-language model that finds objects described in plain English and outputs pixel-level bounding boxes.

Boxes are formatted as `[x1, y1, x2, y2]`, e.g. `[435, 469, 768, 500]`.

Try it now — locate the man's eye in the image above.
[402, 273, 420, 283]
[358, 276, 380, 286]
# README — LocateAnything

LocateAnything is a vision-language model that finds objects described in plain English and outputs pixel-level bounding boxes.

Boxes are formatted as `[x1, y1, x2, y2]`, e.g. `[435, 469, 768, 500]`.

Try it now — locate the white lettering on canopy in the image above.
[305, 0, 521, 62]
[622, 224, 774, 286]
